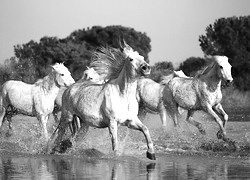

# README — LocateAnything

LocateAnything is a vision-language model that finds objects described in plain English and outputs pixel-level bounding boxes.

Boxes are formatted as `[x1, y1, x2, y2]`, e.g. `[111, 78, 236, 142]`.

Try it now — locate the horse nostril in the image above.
[141, 64, 150, 71]
[141, 65, 147, 71]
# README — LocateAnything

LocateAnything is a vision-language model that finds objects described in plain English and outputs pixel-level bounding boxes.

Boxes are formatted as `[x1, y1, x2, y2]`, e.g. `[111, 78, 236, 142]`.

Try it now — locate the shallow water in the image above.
[0, 108, 250, 179]
[0, 152, 250, 179]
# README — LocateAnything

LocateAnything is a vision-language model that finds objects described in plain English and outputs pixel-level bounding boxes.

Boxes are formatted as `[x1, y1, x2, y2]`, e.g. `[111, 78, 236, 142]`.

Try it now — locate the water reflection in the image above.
[0, 152, 249, 179]
[0, 153, 157, 180]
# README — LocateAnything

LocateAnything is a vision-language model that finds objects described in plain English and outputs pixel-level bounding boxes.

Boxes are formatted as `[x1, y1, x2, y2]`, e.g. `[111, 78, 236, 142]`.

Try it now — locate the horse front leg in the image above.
[214, 103, 228, 128]
[186, 110, 206, 135]
[124, 117, 156, 160]
[38, 115, 49, 141]
[205, 105, 227, 140]
[108, 119, 118, 154]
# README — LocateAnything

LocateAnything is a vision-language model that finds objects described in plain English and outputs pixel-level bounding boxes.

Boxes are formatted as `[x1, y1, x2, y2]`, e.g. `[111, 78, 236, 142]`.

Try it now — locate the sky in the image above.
[0, 0, 250, 67]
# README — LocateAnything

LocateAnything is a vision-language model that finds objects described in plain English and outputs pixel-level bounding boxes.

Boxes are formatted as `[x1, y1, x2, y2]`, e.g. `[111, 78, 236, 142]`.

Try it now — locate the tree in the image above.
[68, 25, 151, 61]
[199, 15, 250, 90]
[178, 57, 206, 76]
[12, 25, 151, 82]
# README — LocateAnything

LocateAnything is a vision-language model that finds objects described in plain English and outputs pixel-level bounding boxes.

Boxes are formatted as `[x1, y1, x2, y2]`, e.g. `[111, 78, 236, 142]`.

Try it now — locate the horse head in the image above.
[82, 67, 105, 84]
[51, 63, 75, 87]
[214, 56, 233, 85]
[121, 41, 151, 76]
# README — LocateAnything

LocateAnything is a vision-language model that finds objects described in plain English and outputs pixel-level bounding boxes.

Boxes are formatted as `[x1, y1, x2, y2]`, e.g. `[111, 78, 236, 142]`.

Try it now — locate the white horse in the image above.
[163, 56, 234, 144]
[81, 66, 106, 84]
[0, 63, 75, 140]
[47, 44, 156, 160]
[52, 66, 105, 123]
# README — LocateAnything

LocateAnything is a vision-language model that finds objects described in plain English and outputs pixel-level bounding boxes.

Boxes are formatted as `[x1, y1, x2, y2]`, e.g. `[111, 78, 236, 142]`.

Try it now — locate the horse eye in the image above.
[61, 74, 64, 76]
[129, 58, 133, 61]
[219, 66, 223, 69]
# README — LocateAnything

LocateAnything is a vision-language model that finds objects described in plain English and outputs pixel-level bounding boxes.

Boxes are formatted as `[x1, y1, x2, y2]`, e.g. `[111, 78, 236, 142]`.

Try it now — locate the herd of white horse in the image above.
[0, 42, 235, 160]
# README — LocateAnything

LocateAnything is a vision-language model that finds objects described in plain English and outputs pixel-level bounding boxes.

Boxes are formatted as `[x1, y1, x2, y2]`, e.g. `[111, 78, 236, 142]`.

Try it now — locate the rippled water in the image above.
[0, 108, 250, 179]
[0, 152, 250, 179]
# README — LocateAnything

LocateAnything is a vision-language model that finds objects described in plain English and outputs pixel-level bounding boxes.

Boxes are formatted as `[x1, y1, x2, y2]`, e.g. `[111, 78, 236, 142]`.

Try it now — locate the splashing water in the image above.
[0, 108, 250, 158]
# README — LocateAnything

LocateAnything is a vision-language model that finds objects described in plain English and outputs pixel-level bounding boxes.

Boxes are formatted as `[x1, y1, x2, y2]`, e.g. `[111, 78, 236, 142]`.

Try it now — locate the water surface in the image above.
[0, 108, 250, 179]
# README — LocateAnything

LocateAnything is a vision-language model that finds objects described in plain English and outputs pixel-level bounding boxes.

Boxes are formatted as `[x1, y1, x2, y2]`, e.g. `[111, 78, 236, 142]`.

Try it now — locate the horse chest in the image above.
[33, 89, 58, 114]
[202, 89, 222, 105]
[105, 85, 138, 119]
[200, 83, 222, 105]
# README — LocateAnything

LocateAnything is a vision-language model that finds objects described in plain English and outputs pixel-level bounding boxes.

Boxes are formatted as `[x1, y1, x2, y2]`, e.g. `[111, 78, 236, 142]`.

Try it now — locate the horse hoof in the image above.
[216, 131, 224, 139]
[146, 151, 156, 160]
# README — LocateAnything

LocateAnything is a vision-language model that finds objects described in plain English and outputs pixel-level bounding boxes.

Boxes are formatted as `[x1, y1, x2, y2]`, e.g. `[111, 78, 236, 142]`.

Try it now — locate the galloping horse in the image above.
[0, 63, 75, 140]
[163, 56, 233, 143]
[47, 44, 156, 160]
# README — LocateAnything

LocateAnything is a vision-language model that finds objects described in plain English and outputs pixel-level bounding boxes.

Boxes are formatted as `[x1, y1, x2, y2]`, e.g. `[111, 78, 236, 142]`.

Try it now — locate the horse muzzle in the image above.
[65, 78, 75, 87]
[225, 79, 233, 86]
[141, 64, 151, 76]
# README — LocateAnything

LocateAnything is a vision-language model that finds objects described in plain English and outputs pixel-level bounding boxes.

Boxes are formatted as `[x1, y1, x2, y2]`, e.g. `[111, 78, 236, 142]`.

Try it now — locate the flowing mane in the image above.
[195, 58, 215, 78]
[35, 71, 56, 92]
[90, 46, 134, 93]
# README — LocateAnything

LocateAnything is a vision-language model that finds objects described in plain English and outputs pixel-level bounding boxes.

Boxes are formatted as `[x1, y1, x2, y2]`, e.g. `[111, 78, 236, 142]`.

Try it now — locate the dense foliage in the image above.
[178, 57, 206, 77]
[2, 16, 250, 91]
[199, 15, 250, 90]
[1, 25, 151, 83]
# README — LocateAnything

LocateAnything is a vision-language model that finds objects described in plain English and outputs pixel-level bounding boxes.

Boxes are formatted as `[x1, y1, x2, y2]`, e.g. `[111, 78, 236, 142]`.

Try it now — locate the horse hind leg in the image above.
[186, 110, 206, 135]
[73, 117, 89, 143]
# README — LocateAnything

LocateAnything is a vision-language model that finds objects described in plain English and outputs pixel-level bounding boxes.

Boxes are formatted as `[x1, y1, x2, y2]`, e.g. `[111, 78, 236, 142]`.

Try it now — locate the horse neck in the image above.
[199, 65, 221, 91]
[114, 62, 135, 94]
[40, 71, 60, 95]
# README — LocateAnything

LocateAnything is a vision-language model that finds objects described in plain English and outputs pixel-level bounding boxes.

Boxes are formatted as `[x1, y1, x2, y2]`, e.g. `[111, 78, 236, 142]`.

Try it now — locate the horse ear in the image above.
[51, 63, 60, 71]
[122, 41, 133, 58]
[119, 40, 125, 52]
